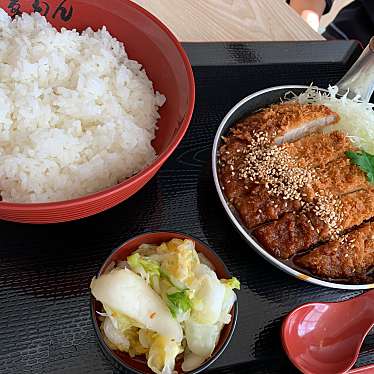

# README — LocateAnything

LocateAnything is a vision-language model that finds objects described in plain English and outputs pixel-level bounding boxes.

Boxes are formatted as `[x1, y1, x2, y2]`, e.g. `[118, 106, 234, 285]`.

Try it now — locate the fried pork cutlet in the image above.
[303, 156, 369, 200]
[273, 104, 339, 144]
[219, 131, 352, 186]
[219, 131, 357, 230]
[284, 130, 353, 168]
[295, 222, 374, 283]
[230, 103, 339, 144]
[231, 184, 301, 230]
[254, 189, 374, 259]
[231, 156, 366, 230]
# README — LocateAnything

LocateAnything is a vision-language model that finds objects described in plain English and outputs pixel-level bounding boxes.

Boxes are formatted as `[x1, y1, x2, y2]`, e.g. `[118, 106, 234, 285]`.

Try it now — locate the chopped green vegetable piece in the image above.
[346, 150, 374, 183]
[167, 290, 192, 318]
[159, 269, 186, 290]
[127, 253, 160, 276]
[221, 277, 240, 290]
[127, 252, 140, 269]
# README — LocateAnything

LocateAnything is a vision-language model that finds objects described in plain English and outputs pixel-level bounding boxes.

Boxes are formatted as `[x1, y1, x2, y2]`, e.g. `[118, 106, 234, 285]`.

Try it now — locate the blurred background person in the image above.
[288, 0, 374, 47]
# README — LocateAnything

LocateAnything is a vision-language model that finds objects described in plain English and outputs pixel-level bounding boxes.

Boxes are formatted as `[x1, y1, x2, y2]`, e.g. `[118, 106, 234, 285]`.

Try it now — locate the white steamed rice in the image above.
[0, 11, 165, 203]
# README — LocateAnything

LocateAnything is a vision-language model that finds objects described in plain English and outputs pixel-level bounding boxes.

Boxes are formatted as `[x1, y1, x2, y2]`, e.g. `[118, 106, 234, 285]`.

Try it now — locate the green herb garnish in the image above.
[167, 290, 192, 318]
[346, 150, 374, 183]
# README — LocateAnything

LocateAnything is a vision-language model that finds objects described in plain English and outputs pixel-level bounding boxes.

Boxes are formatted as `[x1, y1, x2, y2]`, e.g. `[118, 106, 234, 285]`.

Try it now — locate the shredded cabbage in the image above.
[293, 85, 374, 154]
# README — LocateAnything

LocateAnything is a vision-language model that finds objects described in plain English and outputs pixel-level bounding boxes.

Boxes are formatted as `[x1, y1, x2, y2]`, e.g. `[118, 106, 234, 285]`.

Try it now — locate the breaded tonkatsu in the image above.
[285, 131, 353, 168]
[230, 102, 339, 144]
[303, 156, 369, 200]
[295, 222, 374, 283]
[254, 188, 374, 259]
[218, 100, 374, 282]
[219, 131, 358, 230]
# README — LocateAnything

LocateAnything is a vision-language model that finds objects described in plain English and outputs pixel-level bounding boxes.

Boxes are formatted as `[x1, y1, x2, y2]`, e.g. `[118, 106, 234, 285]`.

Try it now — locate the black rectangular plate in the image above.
[0, 41, 372, 374]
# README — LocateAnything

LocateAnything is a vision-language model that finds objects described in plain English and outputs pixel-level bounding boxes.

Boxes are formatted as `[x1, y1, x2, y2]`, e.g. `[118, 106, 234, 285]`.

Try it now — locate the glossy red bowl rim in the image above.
[90, 231, 238, 374]
[0, 1, 195, 210]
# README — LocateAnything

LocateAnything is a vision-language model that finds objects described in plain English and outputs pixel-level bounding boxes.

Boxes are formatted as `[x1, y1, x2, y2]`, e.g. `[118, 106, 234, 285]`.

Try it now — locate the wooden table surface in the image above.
[133, 0, 324, 42]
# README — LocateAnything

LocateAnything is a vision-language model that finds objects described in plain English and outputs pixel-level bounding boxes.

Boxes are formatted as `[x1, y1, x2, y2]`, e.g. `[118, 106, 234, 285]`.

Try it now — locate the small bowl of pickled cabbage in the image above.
[90, 231, 239, 374]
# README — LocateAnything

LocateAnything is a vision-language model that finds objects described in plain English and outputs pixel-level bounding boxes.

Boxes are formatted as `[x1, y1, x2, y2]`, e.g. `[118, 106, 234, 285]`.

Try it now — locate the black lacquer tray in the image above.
[0, 41, 372, 374]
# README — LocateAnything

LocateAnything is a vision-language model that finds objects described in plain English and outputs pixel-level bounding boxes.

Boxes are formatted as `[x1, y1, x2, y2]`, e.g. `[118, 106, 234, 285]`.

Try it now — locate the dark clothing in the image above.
[323, 0, 374, 47]
[325, 0, 334, 14]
